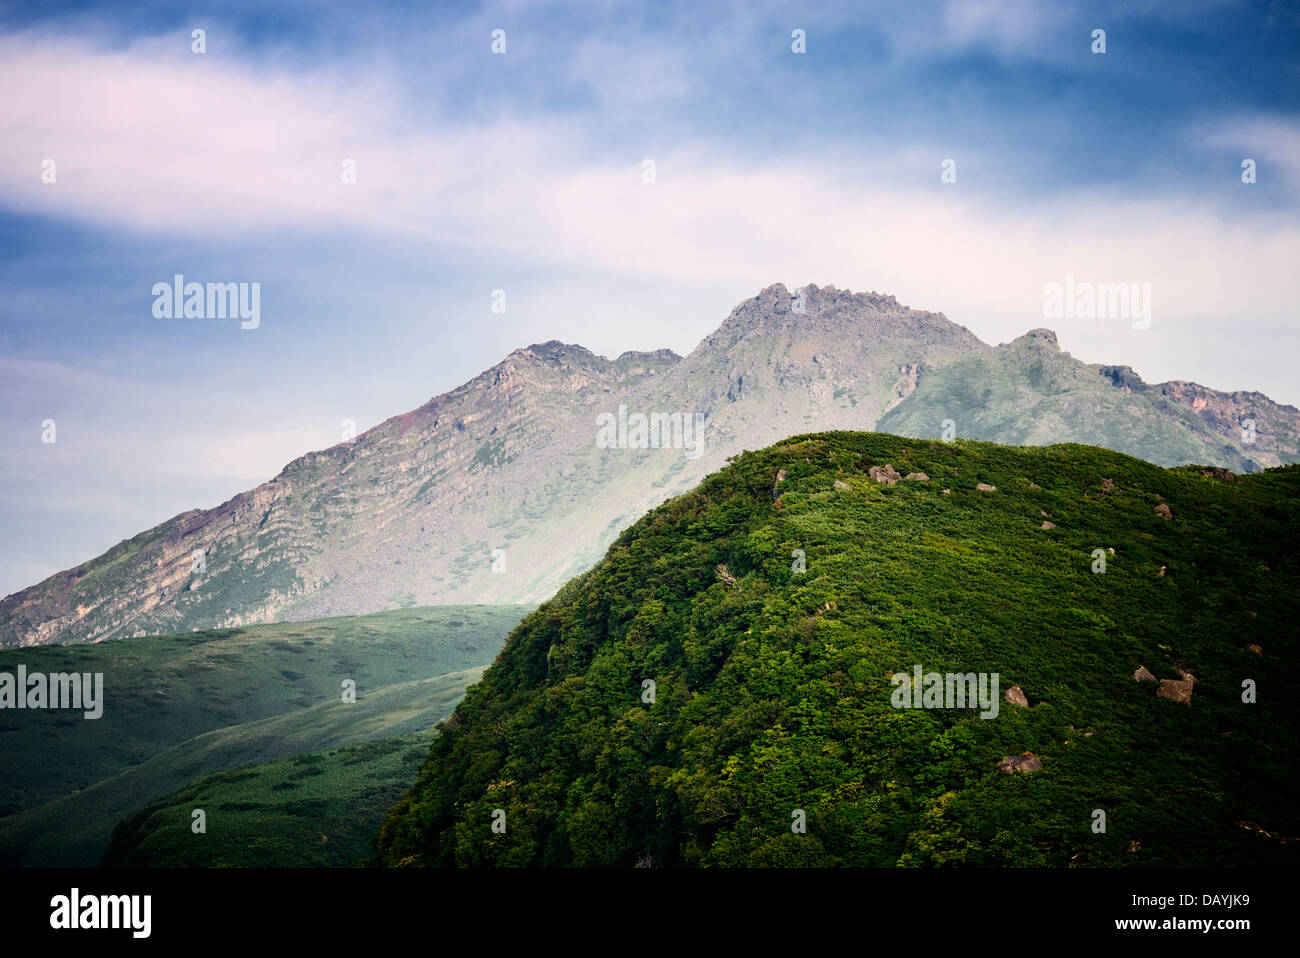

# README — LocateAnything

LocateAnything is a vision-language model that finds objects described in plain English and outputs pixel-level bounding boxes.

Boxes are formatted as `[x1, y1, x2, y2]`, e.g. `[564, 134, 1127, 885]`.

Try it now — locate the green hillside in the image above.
[0, 605, 528, 866]
[103, 731, 441, 868]
[374, 433, 1299, 867]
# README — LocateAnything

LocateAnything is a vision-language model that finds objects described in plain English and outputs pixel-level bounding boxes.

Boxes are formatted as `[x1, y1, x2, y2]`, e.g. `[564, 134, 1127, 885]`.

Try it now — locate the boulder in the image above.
[1246, 643, 1262, 656]
[833, 479, 850, 490]
[997, 752, 1043, 774]
[1004, 685, 1029, 707]
[905, 471, 929, 481]
[1154, 503, 1172, 520]
[1132, 666, 1157, 682]
[868, 464, 901, 484]
[941, 488, 951, 495]
[772, 468, 787, 501]
[1041, 521, 1056, 529]
[1156, 670, 1196, 704]
[976, 482, 997, 492]
[1028, 482, 1041, 490]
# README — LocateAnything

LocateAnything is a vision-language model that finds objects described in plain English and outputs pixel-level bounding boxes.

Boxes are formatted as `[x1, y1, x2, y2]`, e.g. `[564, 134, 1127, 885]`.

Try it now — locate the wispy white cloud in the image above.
[3, 29, 1296, 310]
[1196, 114, 1300, 193]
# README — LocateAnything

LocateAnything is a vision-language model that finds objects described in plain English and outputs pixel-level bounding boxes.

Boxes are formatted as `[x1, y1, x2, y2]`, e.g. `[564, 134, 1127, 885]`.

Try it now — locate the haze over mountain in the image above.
[3, 283, 1297, 648]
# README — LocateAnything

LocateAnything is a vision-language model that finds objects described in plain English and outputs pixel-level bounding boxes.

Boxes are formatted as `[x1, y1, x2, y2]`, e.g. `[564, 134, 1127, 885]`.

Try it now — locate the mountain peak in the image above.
[507, 341, 600, 365]
[1008, 328, 1060, 350]
[720, 282, 916, 330]
[699, 283, 975, 358]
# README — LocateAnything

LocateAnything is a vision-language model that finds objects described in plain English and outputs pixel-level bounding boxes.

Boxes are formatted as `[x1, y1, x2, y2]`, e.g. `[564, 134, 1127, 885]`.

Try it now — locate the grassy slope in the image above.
[102, 724, 463, 867]
[375, 433, 1299, 867]
[8, 669, 484, 868]
[876, 341, 1279, 471]
[104, 734, 435, 869]
[0, 605, 528, 866]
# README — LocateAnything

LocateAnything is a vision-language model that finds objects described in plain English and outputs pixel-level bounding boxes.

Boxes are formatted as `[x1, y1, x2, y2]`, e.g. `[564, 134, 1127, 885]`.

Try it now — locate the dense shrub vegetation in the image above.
[375, 433, 1299, 867]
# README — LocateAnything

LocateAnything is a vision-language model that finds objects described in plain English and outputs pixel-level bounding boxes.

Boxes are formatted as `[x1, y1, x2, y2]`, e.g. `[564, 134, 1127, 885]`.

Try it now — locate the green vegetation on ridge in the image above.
[375, 433, 1299, 867]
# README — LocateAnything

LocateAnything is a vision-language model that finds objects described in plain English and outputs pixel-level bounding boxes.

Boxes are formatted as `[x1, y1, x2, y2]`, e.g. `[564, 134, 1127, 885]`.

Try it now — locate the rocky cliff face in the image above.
[3, 283, 1296, 646]
[1153, 381, 1300, 462]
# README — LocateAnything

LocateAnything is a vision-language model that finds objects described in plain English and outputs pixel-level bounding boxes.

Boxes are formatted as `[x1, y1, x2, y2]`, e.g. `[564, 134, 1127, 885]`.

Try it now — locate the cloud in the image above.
[1196, 115, 1300, 193]
[2, 30, 1293, 270]
[3, 25, 1299, 390]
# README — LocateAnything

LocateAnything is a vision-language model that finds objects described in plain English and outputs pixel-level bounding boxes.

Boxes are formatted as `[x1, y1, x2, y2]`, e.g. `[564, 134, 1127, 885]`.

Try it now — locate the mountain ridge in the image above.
[4, 282, 1297, 647]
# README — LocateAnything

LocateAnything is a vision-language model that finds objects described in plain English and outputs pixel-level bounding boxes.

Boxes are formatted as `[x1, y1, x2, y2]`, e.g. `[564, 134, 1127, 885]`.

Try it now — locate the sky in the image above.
[1, 0, 1298, 598]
